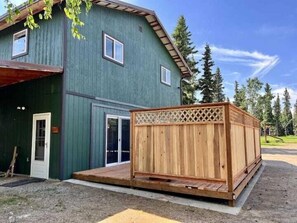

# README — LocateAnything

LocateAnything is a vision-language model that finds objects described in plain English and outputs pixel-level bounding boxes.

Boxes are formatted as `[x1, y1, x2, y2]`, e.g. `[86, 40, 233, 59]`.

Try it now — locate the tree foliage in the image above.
[263, 83, 274, 124]
[172, 16, 199, 104]
[273, 94, 283, 136]
[4, 0, 92, 39]
[246, 78, 263, 118]
[294, 100, 297, 135]
[213, 67, 225, 102]
[233, 81, 247, 111]
[198, 44, 214, 103]
[262, 83, 274, 142]
[282, 88, 294, 135]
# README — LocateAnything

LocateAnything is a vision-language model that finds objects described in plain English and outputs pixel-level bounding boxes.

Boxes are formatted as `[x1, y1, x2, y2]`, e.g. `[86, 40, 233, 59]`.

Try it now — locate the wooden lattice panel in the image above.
[135, 106, 224, 125]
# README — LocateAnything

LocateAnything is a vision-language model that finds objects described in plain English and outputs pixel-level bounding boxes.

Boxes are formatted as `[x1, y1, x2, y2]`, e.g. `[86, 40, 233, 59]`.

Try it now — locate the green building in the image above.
[0, 0, 191, 180]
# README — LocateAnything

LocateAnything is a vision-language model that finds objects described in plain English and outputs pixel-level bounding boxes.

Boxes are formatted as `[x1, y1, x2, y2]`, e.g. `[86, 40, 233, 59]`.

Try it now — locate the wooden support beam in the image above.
[224, 104, 234, 192]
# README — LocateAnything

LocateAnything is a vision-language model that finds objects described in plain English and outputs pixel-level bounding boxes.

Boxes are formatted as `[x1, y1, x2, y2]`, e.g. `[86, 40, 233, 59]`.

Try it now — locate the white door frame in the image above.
[30, 113, 51, 179]
[105, 114, 130, 167]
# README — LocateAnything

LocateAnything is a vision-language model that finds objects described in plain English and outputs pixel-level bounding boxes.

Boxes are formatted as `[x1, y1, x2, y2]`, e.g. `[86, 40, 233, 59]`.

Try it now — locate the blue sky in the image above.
[1, 0, 297, 105]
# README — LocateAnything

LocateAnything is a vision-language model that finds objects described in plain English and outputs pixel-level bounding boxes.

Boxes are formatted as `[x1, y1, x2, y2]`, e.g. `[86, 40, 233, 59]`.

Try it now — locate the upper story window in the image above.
[12, 29, 28, 58]
[103, 33, 124, 65]
[161, 66, 171, 86]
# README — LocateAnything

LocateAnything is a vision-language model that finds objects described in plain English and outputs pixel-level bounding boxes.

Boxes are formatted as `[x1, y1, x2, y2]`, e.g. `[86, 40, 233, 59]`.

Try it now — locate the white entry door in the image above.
[30, 113, 51, 179]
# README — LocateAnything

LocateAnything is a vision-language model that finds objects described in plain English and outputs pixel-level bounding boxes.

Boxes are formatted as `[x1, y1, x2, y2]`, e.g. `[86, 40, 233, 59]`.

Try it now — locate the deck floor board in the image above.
[72, 163, 233, 200]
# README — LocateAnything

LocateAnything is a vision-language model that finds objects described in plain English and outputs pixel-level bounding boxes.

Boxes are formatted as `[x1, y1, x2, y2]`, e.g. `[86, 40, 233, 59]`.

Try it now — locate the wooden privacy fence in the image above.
[130, 102, 262, 203]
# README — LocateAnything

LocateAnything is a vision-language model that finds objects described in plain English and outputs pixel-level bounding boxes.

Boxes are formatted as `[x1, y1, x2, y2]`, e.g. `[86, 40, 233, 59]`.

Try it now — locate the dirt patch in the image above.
[0, 150, 297, 222]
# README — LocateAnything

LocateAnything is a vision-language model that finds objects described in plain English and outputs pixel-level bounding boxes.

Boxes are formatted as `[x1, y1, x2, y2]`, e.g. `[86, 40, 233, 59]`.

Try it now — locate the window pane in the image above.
[35, 120, 46, 161]
[115, 41, 123, 63]
[166, 70, 171, 85]
[13, 34, 26, 56]
[105, 37, 113, 58]
[121, 119, 130, 162]
[107, 118, 118, 164]
[161, 68, 166, 82]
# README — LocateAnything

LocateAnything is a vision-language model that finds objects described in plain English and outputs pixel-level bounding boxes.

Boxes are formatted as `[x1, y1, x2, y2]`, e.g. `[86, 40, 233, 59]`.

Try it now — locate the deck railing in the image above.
[130, 102, 261, 192]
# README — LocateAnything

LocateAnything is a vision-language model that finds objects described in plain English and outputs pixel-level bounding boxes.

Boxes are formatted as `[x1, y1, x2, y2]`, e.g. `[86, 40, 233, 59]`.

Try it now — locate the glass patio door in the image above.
[106, 115, 130, 166]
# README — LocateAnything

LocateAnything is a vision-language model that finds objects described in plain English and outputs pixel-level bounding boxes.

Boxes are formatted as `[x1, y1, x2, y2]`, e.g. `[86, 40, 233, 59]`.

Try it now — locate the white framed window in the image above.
[12, 29, 28, 57]
[161, 66, 171, 86]
[103, 33, 124, 65]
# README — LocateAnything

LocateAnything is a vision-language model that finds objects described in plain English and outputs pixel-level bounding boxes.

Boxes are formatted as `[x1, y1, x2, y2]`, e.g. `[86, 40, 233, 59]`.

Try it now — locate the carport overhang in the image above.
[0, 60, 63, 88]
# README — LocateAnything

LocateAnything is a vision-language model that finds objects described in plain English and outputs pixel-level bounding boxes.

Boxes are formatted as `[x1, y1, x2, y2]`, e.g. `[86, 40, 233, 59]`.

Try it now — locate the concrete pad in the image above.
[65, 164, 265, 216]
[98, 208, 180, 223]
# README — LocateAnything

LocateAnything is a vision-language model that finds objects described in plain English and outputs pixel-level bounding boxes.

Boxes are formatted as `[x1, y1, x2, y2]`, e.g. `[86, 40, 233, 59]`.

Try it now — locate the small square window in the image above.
[161, 66, 171, 86]
[103, 33, 124, 65]
[12, 29, 28, 57]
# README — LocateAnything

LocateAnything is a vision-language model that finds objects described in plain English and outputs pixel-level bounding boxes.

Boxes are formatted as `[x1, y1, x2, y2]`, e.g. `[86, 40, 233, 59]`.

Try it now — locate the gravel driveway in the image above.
[1, 146, 297, 223]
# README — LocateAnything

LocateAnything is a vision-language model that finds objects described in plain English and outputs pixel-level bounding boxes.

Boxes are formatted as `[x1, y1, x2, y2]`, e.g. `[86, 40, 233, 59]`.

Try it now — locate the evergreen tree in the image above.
[294, 100, 297, 135]
[233, 81, 247, 111]
[233, 81, 240, 107]
[172, 16, 199, 104]
[213, 68, 225, 102]
[273, 94, 283, 136]
[246, 78, 263, 119]
[198, 44, 215, 103]
[282, 88, 294, 135]
[262, 83, 274, 142]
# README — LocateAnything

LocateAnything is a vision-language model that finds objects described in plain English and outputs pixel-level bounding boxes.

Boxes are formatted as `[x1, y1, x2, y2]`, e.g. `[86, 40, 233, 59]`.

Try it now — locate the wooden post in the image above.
[130, 112, 135, 181]
[243, 115, 248, 173]
[224, 104, 234, 204]
[5, 146, 18, 177]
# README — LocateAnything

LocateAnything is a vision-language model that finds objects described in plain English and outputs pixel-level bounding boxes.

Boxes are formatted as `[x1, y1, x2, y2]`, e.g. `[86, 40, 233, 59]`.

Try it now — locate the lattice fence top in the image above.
[135, 106, 224, 125]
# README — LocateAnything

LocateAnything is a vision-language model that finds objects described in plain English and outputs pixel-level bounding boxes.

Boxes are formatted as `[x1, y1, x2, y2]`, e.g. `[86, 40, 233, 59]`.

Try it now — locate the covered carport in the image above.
[0, 60, 63, 178]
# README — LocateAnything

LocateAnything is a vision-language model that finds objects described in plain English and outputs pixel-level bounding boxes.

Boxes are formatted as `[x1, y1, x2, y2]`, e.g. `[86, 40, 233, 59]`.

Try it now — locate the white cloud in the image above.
[209, 45, 279, 79]
[257, 25, 297, 36]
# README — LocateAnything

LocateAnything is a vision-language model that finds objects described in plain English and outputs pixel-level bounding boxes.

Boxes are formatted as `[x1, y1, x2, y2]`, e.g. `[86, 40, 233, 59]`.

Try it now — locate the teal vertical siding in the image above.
[0, 6, 64, 178]
[0, 6, 63, 66]
[65, 5, 181, 107]
[0, 75, 62, 179]
[62, 5, 183, 179]
[91, 104, 130, 168]
[63, 94, 134, 178]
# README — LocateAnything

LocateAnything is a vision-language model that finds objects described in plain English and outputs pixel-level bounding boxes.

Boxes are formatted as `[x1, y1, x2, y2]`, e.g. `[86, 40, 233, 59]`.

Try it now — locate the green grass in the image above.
[261, 135, 297, 146]
[0, 195, 28, 207]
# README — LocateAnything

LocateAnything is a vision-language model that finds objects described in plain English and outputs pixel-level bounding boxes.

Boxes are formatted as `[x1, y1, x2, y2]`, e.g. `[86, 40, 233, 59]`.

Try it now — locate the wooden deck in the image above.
[73, 163, 235, 201]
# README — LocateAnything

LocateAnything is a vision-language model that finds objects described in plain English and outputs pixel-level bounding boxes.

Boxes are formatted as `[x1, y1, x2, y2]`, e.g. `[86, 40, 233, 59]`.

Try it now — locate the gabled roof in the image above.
[0, 0, 192, 77]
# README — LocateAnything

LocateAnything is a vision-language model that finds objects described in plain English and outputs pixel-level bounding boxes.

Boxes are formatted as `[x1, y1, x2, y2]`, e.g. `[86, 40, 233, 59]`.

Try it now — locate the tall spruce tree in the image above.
[294, 100, 297, 135]
[233, 81, 247, 111]
[273, 94, 283, 136]
[246, 78, 263, 118]
[262, 83, 274, 142]
[213, 68, 225, 102]
[198, 44, 215, 103]
[282, 88, 294, 135]
[172, 16, 199, 104]
[233, 81, 240, 107]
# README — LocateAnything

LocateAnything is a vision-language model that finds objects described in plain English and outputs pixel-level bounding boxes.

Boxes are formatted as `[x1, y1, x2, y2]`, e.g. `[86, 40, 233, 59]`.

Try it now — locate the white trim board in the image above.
[65, 164, 265, 216]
